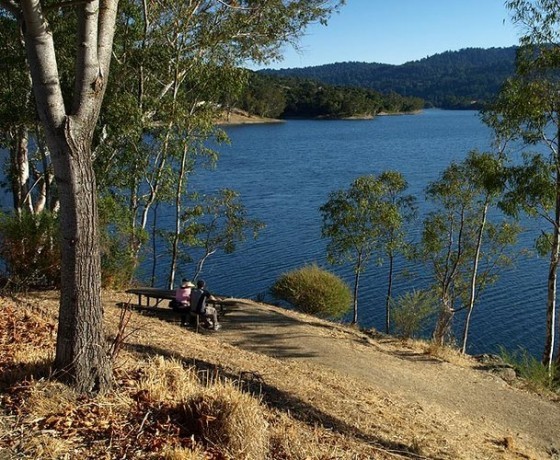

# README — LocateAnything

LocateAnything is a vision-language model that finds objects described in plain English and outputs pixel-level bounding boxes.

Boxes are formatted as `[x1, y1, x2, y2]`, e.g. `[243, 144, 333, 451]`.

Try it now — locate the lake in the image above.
[135, 109, 552, 358]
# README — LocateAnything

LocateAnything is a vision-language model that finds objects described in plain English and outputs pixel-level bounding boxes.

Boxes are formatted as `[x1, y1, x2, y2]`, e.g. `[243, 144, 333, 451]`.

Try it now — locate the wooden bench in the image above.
[125, 287, 176, 308]
[120, 287, 233, 333]
[124, 286, 230, 314]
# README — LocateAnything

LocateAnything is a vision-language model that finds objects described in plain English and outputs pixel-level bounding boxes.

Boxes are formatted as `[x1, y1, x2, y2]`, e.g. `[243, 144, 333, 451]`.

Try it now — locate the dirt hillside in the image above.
[9, 291, 560, 459]
[213, 299, 560, 458]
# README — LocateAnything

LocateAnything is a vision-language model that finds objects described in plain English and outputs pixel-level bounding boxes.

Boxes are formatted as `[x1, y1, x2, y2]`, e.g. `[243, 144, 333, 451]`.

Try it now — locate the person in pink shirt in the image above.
[175, 279, 194, 307]
[175, 279, 194, 326]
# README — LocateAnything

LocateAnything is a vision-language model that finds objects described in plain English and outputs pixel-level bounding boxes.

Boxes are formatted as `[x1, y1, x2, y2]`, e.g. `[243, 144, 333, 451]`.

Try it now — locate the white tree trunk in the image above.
[461, 203, 488, 354]
[10, 126, 33, 214]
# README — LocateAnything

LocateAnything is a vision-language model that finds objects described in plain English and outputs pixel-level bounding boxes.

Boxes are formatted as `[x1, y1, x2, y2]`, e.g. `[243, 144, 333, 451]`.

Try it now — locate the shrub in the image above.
[391, 289, 436, 339]
[499, 347, 559, 392]
[98, 195, 137, 289]
[0, 210, 61, 289]
[271, 264, 351, 319]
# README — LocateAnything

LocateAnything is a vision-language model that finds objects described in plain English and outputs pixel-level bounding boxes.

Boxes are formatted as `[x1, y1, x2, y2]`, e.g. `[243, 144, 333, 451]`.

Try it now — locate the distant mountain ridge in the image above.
[260, 47, 518, 109]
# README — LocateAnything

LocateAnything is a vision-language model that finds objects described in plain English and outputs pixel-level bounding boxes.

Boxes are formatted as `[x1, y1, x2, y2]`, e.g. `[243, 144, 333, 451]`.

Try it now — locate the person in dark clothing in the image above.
[189, 279, 221, 330]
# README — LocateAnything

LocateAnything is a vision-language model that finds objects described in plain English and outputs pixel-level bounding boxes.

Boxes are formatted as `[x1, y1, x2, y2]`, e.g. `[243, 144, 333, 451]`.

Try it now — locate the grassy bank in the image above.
[0, 290, 557, 459]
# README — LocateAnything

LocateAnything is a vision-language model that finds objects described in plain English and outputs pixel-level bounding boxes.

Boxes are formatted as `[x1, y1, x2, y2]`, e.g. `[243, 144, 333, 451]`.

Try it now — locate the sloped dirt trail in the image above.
[215, 299, 560, 458]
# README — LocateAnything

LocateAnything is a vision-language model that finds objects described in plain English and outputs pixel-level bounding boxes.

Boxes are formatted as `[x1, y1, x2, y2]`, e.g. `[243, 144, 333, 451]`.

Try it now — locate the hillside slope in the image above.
[261, 47, 517, 109]
[2, 291, 559, 459]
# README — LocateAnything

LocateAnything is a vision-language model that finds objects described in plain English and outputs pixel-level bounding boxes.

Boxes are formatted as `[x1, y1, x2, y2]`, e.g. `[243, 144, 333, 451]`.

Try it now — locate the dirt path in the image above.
[215, 300, 560, 458]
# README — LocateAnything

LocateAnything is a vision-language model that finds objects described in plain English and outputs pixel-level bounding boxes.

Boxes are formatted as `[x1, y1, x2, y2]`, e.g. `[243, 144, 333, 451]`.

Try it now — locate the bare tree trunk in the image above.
[150, 202, 158, 287]
[33, 172, 48, 215]
[433, 209, 464, 346]
[543, 173, 560, 369]
[433, 292, 454, 346]
[130, 135, 168, 268]
[352, 252, 363, 325]
[168, 143, 189, 289]
[10, 126, 33, 214]
[385, 252, 394, 333]
[35, 130, 56, 214]
[352, 271, 360, 325]
[193, 248, 217, 281]
[51, 124, 111, 392]
[461, 202, 488, 354]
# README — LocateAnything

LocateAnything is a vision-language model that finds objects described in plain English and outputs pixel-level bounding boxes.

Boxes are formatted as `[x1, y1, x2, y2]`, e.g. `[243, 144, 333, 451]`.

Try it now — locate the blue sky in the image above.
[260, 0, 522, 69]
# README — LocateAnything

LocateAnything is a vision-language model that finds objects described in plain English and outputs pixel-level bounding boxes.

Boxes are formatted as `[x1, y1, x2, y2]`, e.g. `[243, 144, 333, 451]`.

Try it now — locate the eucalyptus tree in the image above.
[0, 16, 55, 215]
[0, 0, 120, 393]
[179, 188, 265, 283]
[376, 171, 416, 333]
[95, 0, 346, 285]
[420, 152, 518, 348]
[0, 0, 344, 392]
[459, 153, 518, 354]
[483, 0, 560, 368]
[421, 163, 472, 345]
[320, 173, 413, 325]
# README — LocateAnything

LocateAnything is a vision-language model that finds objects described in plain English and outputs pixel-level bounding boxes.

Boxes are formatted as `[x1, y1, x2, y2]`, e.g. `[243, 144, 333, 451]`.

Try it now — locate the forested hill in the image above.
[260, 47, 517, 109]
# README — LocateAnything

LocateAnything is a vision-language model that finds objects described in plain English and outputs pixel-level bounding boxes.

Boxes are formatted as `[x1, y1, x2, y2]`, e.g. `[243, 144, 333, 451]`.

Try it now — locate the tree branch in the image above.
[73, 0, 118, 124]
[73, 0, 100, 117]
[214, 0, 252, 11]
[20, 0, 67, 131]
[97, 0, 119, 74]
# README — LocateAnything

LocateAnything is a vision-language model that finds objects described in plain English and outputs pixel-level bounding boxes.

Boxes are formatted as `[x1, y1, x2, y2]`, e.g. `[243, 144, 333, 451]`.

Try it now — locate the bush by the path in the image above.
[271, 264, 351, 319]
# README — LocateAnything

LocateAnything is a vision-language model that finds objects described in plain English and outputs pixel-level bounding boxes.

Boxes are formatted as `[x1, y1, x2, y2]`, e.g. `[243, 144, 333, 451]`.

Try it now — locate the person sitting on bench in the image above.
[189, 279, 221, 330]
[175, 279, 194, 325]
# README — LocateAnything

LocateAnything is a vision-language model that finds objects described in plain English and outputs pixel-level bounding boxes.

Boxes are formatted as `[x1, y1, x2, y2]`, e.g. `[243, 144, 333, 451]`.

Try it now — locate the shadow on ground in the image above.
[126, 341, 422, 459]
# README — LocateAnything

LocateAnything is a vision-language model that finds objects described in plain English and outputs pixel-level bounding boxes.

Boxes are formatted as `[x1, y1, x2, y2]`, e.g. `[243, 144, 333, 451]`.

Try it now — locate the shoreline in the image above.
[216, 110, 284, 126]
[216, 109, 424, 125]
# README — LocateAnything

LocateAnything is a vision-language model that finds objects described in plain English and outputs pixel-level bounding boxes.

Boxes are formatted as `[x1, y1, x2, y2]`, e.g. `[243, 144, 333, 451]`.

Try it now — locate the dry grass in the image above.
[134, 356, 201, 401]
[0, 292, 408, 459]
[0, 291, 553, 459]
[186, 382, 269, 459]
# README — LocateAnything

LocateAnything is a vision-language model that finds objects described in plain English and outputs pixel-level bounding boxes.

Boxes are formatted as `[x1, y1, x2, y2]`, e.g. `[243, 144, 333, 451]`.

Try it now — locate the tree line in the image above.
[235, 72, 424, 119]
[312, 153, 517, 352]
[274, 1, 560, 377]
[261, 46, 518, 109]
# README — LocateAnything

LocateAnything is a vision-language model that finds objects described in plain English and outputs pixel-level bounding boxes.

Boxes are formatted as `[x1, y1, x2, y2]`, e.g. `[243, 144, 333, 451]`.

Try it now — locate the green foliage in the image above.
[420, 151, 518, 345]
[98, 196, 137, 289]
[180, 189, 265, 280]
[421, 151, 512, 276]
[391, 290, 436, 339]
[91, 0, 345, 278]
[260, 47, 518, 109]
[499, 154, 556, 221]
[485, 1, 560, 367]
[375, 170, 417, 259]
[0, 211, 60, 289]
[321, 175, 387, 268]
[321, 172, 416, 325]
[499, 347, 559, 392]
[271, 264, 351, 319]
[0, 16, 34, 132]
[238, 72, 423, 119]
[237, 74, 287, 118]
[321, 172, 415, 270]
